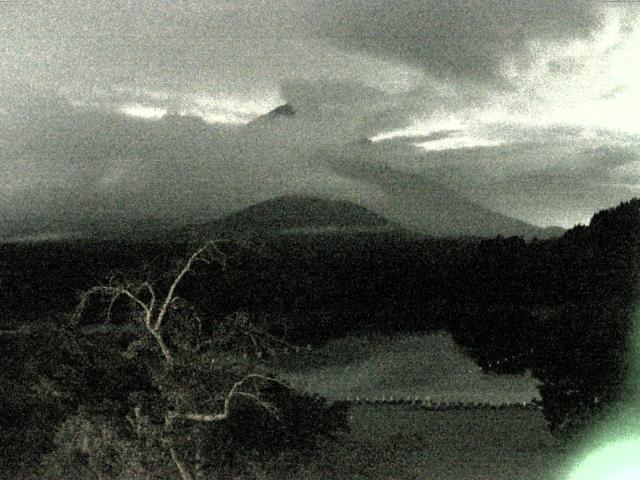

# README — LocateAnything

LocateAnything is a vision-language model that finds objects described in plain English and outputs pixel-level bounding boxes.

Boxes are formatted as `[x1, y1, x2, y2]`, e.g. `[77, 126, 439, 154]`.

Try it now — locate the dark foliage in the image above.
[2, 303, 349, 477]
[194, 387, 350, 476]
[0, 320, 88, 474]
[530, 199, 640, 435]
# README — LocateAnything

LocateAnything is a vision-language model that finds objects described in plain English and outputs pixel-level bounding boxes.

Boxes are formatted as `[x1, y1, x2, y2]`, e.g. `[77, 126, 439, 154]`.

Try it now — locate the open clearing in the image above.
[276, 332, 541, 404]
[266, 332, 577, 479]
[281, 405, 571, 480]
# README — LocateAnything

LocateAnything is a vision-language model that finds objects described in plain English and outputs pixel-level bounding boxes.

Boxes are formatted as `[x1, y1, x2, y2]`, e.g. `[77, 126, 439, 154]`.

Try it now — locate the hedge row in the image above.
[343, 397, 542, 411]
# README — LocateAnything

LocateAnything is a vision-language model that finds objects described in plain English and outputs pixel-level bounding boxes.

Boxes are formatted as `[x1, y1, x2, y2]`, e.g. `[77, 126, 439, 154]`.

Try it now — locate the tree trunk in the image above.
[169, 446, 193, 480]
[148, 327, 174, 366]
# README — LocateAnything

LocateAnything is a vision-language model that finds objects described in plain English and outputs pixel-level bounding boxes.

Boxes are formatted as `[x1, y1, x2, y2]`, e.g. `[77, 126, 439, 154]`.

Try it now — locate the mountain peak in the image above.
[247, 103, 296, 126]
[268, 103, 295, 118]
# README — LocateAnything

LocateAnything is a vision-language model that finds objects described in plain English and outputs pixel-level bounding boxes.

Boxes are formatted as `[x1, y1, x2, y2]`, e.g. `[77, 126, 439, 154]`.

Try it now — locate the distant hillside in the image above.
[538, 226, 567, 239]
[179, 194, 401, 241]
[325, 159, 563, 240]
[245, 104, 564, 240]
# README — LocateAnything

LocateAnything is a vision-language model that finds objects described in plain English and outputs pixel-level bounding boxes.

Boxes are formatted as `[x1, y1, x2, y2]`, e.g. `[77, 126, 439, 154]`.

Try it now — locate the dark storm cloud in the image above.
[0, 0, 294, 93]
[274, 79, 421, 140]
[311, 0, 605, 86]
[0, 0, 423, 107]
[546, 57, 585, 75]
[0, 0, 608, 100]
[422, 139, 640, 227]
[466, 169, 640, 228]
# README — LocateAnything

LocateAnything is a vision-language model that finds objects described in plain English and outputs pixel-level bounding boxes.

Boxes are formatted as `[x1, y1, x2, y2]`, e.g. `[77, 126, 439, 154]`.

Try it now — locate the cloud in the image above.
[403, 132, 640, 227]
[308, 115, 640, 229]
[546, 57, 585, 75]
[120, 104, 167, 120]
[0, 0, 423, 115]
[600, 85, 629, 100]
[310, 0, 606, 86]
[374, 130, 461, 145]
[2, 76, 639, 239]
[270, 79, 422, 142]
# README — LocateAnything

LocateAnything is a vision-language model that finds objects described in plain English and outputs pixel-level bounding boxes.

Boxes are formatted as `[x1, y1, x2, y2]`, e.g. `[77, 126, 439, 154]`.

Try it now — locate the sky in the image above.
[1, 0, 639, 239]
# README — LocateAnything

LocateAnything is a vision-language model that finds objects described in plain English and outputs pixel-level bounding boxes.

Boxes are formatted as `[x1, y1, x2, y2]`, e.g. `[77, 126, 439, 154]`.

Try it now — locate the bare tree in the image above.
[73, 241, 227, 365]
[73, 241, 292, 480]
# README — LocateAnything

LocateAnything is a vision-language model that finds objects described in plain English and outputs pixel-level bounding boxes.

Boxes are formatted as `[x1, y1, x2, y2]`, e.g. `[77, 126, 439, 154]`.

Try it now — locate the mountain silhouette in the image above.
[179, 194, 400, 241]
[242, 104, 564, 239]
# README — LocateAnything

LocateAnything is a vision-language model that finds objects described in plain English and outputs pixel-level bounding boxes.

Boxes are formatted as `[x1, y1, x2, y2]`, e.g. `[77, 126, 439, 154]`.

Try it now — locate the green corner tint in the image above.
[566, 299, 640, 480]
[568, 439, 640, 480]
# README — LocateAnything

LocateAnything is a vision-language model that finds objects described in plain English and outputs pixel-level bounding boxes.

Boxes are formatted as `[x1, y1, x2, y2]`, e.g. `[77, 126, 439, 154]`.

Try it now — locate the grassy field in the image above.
[258, 332, 579, 479]
[260, 404, 571, 480]
[275, 331, 541, 405]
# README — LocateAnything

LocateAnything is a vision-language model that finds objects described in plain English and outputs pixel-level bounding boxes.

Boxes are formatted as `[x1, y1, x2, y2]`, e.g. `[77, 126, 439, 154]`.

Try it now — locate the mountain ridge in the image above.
[177, 194, 405, 241]
[177, 193, 564, 242]
[242, 103, 565, 240]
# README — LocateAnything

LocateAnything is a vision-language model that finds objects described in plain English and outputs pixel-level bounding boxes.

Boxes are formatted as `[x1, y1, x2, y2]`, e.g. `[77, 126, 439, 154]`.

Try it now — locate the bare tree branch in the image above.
[169, 445, 194, 480]
[149, 327, 174, 365]
[166, 374, 290, 425]
[73, 242, 228, 366]
[74, 286, 151, 323]
[169, 392, 279, 423]
[73, 285, 171, 361]
[71, 241, 301, 479]
[138, 281, 156, 316]
[155, 241, 223, 331]
[164, 412, 195, 480]
[232, 373, 291, 392]
[105, 293, 120, 324]
[168, 412, 227, 423]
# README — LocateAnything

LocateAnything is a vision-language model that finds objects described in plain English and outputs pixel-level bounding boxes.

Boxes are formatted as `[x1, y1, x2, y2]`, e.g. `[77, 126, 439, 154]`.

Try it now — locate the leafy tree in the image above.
[532, 199, 640, 436]
[444, 199, 640, 437]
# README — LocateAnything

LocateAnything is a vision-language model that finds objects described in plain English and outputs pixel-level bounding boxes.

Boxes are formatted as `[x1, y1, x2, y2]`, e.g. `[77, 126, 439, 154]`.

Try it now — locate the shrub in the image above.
[0, 320, 88, 474]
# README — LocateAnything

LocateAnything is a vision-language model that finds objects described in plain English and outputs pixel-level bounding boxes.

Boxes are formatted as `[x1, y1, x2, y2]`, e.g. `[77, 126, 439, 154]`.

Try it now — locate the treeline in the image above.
[0, 233, 474, 335]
